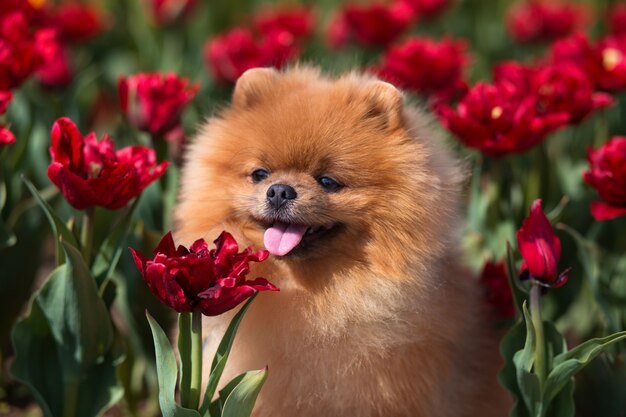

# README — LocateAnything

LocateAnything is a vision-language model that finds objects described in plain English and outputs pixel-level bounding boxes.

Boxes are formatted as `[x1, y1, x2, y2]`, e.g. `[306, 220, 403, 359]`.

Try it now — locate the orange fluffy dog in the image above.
[175, 66, 510, 417]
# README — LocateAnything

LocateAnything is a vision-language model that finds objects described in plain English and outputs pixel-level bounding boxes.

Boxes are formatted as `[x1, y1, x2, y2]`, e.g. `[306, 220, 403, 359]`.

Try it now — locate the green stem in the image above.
[178, 312, 192, 407]
[81, 207, 95, 266]
[189, 310, 203, 410]
[530, 283, 546, 388]
[63, 377, 79, 417]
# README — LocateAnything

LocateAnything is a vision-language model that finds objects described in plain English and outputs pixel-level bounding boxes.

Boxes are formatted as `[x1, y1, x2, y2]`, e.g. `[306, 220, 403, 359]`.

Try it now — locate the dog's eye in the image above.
[251, 168, 269, 183]
[317, 176, 343, 192]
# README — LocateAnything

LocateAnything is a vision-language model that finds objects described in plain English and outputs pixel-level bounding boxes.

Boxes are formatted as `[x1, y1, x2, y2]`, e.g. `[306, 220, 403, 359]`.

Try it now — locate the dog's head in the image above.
[177, 67, 463, 276]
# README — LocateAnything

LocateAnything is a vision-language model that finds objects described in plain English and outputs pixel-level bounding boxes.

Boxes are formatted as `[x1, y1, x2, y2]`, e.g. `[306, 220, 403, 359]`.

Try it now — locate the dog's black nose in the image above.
[266, 184, 297, 209]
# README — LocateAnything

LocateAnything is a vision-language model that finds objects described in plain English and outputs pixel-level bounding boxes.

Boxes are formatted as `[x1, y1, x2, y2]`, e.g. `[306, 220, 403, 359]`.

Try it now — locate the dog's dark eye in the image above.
[317, 176, 342, 192]
[251, 168, 269, 183]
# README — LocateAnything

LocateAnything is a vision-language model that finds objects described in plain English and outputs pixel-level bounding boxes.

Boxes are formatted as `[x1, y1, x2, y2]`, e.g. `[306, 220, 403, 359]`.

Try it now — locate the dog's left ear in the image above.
[233, 67, 279, 108]
[363, 81, 404, 131]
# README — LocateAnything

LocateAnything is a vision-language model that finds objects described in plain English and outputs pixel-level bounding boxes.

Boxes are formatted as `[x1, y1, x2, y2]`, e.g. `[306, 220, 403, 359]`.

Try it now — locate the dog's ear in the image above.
[233, 67, 279, 108]
[362, 81, 404, 131]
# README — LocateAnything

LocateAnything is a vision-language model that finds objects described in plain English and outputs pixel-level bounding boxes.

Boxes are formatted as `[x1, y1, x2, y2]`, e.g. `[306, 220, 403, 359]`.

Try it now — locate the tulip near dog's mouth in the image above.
[255, 219, 340, 257]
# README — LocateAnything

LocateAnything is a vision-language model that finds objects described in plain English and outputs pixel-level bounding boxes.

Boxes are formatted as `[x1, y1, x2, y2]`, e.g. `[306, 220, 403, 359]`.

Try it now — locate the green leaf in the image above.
[92, 198, 140, 285]
[39, 241, 114, 373]
[146, 312, 201, 417]
[513, 302, 542, 417]
[200, 294, 257, 415]
[11, 241, 122, 417]
[546, 380, 574, 417]
[544, 331, 626, 404]
[0, 179, 16, 248]
[221, 368, 268, 417]
[23, 176, 79, 264]
[498, 320, 531, 417]
[505, 242, 527, 318]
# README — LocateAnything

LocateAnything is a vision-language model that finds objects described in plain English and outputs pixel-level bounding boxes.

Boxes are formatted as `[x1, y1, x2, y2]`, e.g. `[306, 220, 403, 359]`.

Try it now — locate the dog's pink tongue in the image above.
[264, 222, 308, 256]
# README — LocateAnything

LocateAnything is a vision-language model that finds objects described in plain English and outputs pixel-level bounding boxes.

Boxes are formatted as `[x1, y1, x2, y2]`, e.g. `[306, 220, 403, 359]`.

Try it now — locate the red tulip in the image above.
[327, 2, 414, 48]
[516, 199, 569, 288]
[47, 117, 168, 210]
[494, 61, 613, 125]
[0, 11, 41, 90]
[480, 261, 515, 319]
[149, 0, 196, 26]
[607, 4, 626, 36]
[401, 0, 451, 18]
[35, 29, 72, 87]
[205, 28, 298, 84]
[53, 3, 105, 41]
[377, 36, 468, 101]
[253, 6, 315, 42]
[130, 231, 278, 316]
[586, 34, 626, 92]
[435, 82, 568, 157]
[0, 90, 10, 114]
[583, 137, 626, 221]
[118, 72, 198, 139]
[0, 126, 14, 145]
[506, 1, 588, 44]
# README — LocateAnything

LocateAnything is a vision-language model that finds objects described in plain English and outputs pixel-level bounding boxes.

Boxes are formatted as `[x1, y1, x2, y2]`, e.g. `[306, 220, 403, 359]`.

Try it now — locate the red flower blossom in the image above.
[607, 4, 626, 36]
[53, 3, 105, 41]
[34, 29, 72, 87]
[118, 72, 198, 138]
[149, 0, 196, 26]
[253, 6, 315, 42]
[586, 34, 626, 92]
[205, 28, 298, 84]
[494, 61, 613, 125]
[480, 261, 515, 319]
[0, 11, 41, 90]
[47, 117, 168, 210]
[130, 231, 278, 316]
[0, 91, 14, 146]
[516, 199, 569, 288]
[583, 137, 626, 221]
[435, 81, 568, 157]
[506, 1, 588, 44]
[327, 2, 414, 48]
[377, 36, 468, 101]
[401, 0, 451, 18]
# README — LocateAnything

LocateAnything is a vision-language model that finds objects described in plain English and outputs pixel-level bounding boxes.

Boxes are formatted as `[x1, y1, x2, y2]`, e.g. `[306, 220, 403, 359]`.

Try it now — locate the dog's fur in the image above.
[175, 66, 511, 417]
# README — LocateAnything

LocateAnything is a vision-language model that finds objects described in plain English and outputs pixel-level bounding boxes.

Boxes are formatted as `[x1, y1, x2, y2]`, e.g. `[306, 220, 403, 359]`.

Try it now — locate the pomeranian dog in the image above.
[175, 66, 511, 417]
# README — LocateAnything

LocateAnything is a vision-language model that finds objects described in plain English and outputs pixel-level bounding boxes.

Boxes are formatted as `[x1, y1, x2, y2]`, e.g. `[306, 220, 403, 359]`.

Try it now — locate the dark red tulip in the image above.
[506, 1, 588, 44]
[435, 82, 568, 157]
[149, 0, 196, 26]
[130, 231, 279, 316]
[253, 6, 315, 42]
[480, 261, 515, 319]
[586, 34, 626, 92]
[583, 137, 626, 221]
[607, 4, 626, 36]
[0, 11, 41, 90]
[118, 72, 198, 139]
[401, 0, 451, 18]
[377, 36, 468, 101]
[516, 199, 569, 288]
[494, 61, 613, 125]
[47, 117, 168, 210]
[0, 91, 14, 146]
[53, 3, 105, 41]
[205, 28, 298, 84]
[35, 29, 72, 87]
[327, 2, 414, 48]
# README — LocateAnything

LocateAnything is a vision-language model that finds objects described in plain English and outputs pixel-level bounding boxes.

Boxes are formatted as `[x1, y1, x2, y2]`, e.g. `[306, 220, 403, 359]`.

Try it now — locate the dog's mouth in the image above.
[261, 221, 339, 257]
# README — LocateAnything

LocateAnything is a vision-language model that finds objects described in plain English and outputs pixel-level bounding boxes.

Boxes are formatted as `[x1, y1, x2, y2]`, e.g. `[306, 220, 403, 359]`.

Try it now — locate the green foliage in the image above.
[11, 241, 123, 417]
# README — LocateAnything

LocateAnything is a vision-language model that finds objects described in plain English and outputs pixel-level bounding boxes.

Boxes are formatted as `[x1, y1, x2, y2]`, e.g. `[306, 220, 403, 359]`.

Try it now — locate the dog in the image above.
[174, 66, 511, 417]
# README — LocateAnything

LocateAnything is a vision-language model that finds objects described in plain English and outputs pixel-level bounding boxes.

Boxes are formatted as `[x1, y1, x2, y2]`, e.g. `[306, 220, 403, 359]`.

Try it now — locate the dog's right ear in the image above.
[233, 67, 279, 108]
